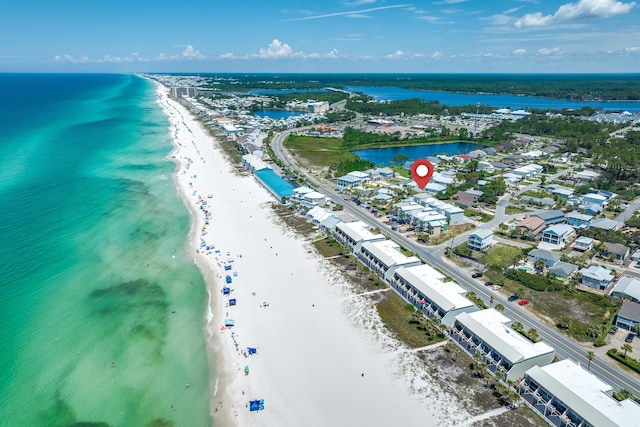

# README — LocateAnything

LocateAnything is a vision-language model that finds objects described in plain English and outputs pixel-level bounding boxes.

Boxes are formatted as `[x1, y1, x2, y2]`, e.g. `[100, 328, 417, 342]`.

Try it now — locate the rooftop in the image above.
[612, 277, 640, 301]
[526, 359, 640, 427]
[335, 221, 385, 243]
[361, 240, 421, 269]
[618, 299, 640, 321]
[395, 265, 474, 312]
[455, 309, 555, 363]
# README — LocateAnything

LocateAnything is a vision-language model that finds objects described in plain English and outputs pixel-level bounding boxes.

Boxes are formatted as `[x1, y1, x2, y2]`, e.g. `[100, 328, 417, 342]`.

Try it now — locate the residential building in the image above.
[565, 211, 593, 229]
[582, 193, 608, 206]
[579, 266, 615, 290]
[519, 359, 640, 427]
[241, 153, 269, 173]
[603, 242, 630, 261]
[547, 185, 574, 198]
[611, 277, 640, 303]
[333, 221, 385, 253]
[451, 309, 556, 381]
[517, 217, 546, 237]
[357, 239, 422, 283]
[336, 174, 362, 189]
[532, 210, 566, 225]
[615, 300, 640, 331]
[468, 229, 494, 251]
[548, 261, 577, 278]
[573, 236, 594, 252]
[291, 187, 327, 208]
[390, 264, 479, 326]
[541, 224, 575, 247]
[512, 163, 543, 178]
[570, 169, 600, 183]
[528, 249, 561, 268]
[590, 217, 620, 232]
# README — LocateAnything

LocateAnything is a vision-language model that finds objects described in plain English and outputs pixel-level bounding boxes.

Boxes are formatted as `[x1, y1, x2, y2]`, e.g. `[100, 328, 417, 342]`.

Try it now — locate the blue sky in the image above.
[1, 0, 638, 73]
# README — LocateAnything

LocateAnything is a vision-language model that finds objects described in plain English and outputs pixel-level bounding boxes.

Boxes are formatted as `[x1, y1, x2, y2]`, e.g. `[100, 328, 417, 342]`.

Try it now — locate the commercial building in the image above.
[357, 239, 421, 283]
[519, 359, 640, 427]
[390, 264, 478, 326]
[451, 309, 555, 381]
[333, 221, 385, 253]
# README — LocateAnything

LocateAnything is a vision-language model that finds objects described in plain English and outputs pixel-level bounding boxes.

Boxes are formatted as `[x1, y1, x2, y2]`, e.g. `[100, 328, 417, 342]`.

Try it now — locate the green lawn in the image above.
[481, 244, 526, 269]
[505, 205, 534, 215]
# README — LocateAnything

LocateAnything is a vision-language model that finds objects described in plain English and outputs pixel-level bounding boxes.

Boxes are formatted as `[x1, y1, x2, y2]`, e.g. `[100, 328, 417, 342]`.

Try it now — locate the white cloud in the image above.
[513, 48, 528, 55]
[284, 4, 410, 21]
[219, 52, 235, 59]
[515, 0, 636, 28]
[625, 46, 640, 53]
[386, 50, 404, 58]
[538, 47, 562, 55]
[432, 51, 443, 58]
[182, 45, 204, 60]
[255, 39, 294, 58]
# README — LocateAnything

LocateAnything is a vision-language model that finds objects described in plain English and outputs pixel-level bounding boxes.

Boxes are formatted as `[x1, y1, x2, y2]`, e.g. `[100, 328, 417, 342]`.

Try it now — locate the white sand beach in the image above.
[156, 85, 474, 426]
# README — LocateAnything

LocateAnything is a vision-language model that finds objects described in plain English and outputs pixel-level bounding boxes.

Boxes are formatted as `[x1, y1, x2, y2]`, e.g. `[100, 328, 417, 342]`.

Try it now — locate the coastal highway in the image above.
[270, 130, 640, 396]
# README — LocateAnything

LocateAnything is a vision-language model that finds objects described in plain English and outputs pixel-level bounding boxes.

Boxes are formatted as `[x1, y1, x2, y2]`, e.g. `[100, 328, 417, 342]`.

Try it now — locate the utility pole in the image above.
[474, 102, 480, 138]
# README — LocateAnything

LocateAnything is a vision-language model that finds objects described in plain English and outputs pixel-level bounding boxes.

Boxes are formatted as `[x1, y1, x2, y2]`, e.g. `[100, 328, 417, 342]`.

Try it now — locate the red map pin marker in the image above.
[410, 159, 434, 190]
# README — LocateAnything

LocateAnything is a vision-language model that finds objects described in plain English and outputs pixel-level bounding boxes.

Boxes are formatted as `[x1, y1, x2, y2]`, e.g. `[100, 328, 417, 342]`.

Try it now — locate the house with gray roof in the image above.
[532, 210, 566, 225]
[468, 229, 494, 251]
[528, 249, 561, 267]
[566, 211, 593, 229]
[573, 236, 594, 252]
[611, 277, 640, 303]
[603, 242, 629, 261]
[579, 265, 615, 290]
[616, 300, 640, 332]
[541, 224, 574, 247]
[548, 261, 578, 278]
[590, 217, 620, 232]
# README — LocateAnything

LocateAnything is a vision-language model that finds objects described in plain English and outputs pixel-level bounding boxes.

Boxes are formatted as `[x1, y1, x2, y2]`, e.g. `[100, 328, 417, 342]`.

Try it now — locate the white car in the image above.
[492, 285, 502, 290]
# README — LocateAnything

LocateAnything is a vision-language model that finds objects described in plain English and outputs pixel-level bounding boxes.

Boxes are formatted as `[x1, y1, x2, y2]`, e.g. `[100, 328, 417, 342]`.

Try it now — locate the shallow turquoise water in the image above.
[0, 74, 212, 427]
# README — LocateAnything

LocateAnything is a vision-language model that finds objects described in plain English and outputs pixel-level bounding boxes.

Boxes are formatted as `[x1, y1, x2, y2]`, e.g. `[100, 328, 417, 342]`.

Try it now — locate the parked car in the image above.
[518, 299, 530, 306]
[484, 281, 494, 287]
[492, 285, 502, 290]
[609, 326, 618, 335]
[508, 295, 518, 302]
[626, 333, 634, 343]
[471, 272, 483, 278]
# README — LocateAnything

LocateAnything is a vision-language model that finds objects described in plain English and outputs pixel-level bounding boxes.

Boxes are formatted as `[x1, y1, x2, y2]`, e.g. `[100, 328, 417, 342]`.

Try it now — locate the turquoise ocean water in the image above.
[0, 74, 212, 427]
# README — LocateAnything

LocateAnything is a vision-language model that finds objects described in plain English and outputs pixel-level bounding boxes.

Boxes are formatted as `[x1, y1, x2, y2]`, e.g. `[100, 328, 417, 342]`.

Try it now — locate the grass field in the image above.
[284, 135, 360, 168]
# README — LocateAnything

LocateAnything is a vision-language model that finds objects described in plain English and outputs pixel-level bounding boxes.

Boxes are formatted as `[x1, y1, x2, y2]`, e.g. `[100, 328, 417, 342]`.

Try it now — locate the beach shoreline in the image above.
[154, 82, 475, 426]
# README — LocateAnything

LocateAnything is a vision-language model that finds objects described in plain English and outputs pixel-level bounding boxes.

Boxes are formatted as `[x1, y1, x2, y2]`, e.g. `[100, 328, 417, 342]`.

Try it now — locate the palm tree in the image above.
[622, 343, 633, 358]
[489, 295, 495, 307]
[587, 351, 595, 371]
[516, 287, 527, 300]
[495, 303, 505, 312]
[557, 316, 571, 330]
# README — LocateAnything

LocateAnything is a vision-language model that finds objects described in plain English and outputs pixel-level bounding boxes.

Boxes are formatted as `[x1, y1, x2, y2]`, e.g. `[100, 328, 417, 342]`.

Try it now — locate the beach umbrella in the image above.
[244, 365, 250, 374]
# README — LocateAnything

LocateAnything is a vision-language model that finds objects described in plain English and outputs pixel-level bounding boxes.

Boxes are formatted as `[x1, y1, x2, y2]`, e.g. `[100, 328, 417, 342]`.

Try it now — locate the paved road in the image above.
[615, 195, 640, 223]
[270, 130, 640, 396]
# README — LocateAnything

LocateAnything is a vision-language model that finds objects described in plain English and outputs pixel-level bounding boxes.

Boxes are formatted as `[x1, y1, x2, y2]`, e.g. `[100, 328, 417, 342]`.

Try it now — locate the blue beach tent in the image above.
[222, 287, 231, 295]
[225, 275, 232, 284]
[247, 347, 257, 355]
[249, 399, 264, 412]
[229, 298, 236, 306]
[224, 319, 235, 327]
[224, 265, 232, 270]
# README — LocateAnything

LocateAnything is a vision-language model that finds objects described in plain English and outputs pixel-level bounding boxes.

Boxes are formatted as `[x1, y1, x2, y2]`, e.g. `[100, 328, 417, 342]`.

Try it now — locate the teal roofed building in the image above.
[254, 169, 294, 203]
